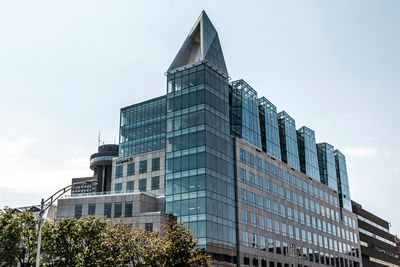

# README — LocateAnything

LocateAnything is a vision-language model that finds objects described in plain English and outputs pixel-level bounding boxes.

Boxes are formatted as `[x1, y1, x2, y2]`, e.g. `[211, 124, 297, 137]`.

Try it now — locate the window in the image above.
[114, 182, 122, 192]
[273, 201, 279, 215]
[279, 186, 284, 199]
[294, 209, 299, 222]
[256, 157, 262, 170]
[139, 178, 147, 192]
[280, 204, 286, 218]
[271, 165, 276, 178]
[242, 231, 249, 246]
[250, 192, 256, 207]
[272, 182, 278, 196]
[114, 202, 122, 218]
[287, 207, 292, 220]
[309, 184, 313, 195]
[266, 198, 271, 212]
[115, 165, 123, 178]
[281, 223, 287, 236]
[274, 221, 280, 234]
[257, 176, 263, 190]
[303, 182, 308, 193]
[259, 215, 265, 229]
[248, 153, 254, 167]
[240, 168, 246, 183]
[242, 210, 248, 224]
[241, 189, 247, 203]
[240, 149, 246, 163]
[145, 223, 153, 232]
[278, 169, 283, 181]
[104, 203, 111, 218]
[276, 240, 281, 254]
[139, 160, 147, 174]
[252, 233, 258, 248]
[267, 218, 273, 232]
[260, 236, 266, 250]
[249, 172, 255, 186]
[127, 163, 135, 176]
[291, 175, 296, 186]
[286, 189, 291, 202]
[151, 176, 160, 190]
[268, 238, 274, 252]
[258, 195, 264, 210]
[299, 195, 303, 207]
[301, 229, 306, 242]
[264, 161, 269, 174]
[126, 181, 134, 192]
[88, 203, 96, 215]
[297, 179, 302, 190]
[265, 180, 270, 193]
[288, 225, 294, 238]
[152, 157, 160, 171]
[74, 204, 82, 219]
[295, 227, 300, 240]
[251, 212, 257, 227]
[125, 202, 133, 217]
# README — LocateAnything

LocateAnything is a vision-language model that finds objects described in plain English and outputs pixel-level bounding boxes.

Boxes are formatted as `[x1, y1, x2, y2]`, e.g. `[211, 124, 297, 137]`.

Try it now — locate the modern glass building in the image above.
[297, 126, 320, 180]
[335, 150, 351, 211]
[119, 96, 166, 157]
[277, 111, 301, 170]
[258, 97, 282, 160]
[317, 143, 338, 192]
[165, 11, 236, 259]
[230, 79, 262, 149]
[57, 11, 361, 267]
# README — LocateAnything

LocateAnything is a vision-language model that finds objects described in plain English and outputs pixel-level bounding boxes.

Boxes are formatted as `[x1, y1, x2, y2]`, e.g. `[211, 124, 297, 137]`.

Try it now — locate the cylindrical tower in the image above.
[90, 144, 119, 192]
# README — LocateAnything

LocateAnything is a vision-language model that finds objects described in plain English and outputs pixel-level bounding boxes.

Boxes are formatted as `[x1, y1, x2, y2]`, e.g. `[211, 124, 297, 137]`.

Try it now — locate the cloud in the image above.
[342, 146, 378, 158]
[393, 167, 400, 173]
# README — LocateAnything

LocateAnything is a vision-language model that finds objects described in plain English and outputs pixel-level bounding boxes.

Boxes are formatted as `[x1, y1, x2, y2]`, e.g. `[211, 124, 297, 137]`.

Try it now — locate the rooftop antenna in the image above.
[98, 131, 101, 148]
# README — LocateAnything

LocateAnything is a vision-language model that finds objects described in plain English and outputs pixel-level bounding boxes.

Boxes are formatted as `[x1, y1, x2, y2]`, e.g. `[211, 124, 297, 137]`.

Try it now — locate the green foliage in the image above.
[41, 216, 107, 266]
[0, 212, 211, 267]
[0, 209, 38, 266]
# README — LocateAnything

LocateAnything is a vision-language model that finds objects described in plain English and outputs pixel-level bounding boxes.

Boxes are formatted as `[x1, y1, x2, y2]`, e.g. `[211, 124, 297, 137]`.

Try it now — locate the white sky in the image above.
[0, 1, 399, 234]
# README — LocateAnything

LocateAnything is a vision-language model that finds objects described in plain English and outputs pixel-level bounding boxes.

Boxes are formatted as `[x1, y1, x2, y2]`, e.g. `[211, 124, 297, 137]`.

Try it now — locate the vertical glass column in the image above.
[258, 97, 282, 160]
[230, 80, 262, 149]
[297, 126, 320, 180]
[165, 63, 236, 250]
[334, 150, 351, 210]
[317, 143, 338, 191]
[277, 111, 300, 170]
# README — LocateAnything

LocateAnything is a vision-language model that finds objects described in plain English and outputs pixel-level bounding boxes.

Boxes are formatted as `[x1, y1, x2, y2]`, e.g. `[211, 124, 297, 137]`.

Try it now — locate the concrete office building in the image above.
[57, 11, 363, 266]
[351, 201, 398, 267]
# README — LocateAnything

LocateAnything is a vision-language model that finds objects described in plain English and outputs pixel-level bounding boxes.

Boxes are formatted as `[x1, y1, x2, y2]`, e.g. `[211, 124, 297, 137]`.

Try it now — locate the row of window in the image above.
[241, 209, 357, 245]
[241, 237, 360, 267]
[242, 231, 359, 259]
[74, 202, 133, 218]
[114, 176, 160, 192]
[115, 157, 160, 178]
[239, 149, 339, 208]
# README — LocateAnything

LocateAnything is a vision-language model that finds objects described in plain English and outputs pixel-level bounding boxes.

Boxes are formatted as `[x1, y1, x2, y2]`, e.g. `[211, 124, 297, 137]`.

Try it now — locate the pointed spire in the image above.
[167, 11, 228, 75]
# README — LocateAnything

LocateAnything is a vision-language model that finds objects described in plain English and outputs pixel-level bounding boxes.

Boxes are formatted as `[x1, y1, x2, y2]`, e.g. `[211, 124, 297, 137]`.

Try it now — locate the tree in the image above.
[41, 216, 107, 266]
[161, 218, 211, 267]
[0, 210, 38, 266]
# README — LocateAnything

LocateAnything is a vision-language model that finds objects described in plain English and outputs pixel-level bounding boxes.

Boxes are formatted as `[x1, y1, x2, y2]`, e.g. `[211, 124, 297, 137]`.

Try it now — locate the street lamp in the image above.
[35, 179, 97, 267]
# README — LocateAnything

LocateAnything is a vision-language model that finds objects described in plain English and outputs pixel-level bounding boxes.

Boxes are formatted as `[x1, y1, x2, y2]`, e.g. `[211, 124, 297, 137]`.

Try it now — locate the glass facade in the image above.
[297, 126, 320, 180]
[277, 111, 300, 170]
[230, 80, 262, 149]
[334, 150, 351, 211]
[165, 63, 236, 250]
[317, 143, 338, 191]
[258, 97, 281, 159]
[119, 96, 166, 157]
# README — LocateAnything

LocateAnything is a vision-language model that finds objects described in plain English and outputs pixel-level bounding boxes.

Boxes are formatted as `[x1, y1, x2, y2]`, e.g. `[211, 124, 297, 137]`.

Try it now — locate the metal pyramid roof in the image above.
[167, 11, 228, 75]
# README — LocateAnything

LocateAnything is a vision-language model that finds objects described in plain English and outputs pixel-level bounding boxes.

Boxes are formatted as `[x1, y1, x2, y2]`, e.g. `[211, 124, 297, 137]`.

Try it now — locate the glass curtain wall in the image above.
[119, 97, 166, 157]
[258, 97, 282, 159]
[230, 79, 262, 149]
[317, 143, 338, 191]
[165, 63, 236, 250]
[278, 111, 300, 170]
[334, 150, 351, 210]
[297, 126, 320, 180]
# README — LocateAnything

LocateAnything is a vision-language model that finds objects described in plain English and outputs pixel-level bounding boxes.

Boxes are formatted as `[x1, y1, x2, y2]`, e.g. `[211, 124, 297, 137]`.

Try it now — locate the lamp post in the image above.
[35, 179, 97, 267]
